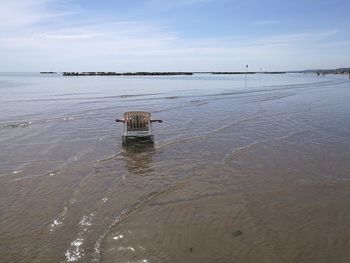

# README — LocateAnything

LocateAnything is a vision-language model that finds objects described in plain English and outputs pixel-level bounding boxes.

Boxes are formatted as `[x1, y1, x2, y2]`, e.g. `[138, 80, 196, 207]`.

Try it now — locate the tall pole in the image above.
[245, 64, 248, 88]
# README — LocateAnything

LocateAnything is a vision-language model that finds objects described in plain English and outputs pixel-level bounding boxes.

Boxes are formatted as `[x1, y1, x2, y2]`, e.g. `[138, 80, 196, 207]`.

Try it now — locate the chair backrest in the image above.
[124, 111, 151, 131]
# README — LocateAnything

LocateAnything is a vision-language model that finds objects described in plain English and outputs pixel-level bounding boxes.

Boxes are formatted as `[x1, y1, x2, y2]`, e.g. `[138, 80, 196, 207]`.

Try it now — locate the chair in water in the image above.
[115, 111, 163, 145]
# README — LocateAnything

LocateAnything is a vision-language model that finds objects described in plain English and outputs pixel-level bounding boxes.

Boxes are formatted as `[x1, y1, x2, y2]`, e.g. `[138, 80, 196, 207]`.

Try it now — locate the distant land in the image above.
[62, 72, 193, 76]
[59, 71, 286, 76]
[290, 67, 350, 75]
[39, 68, 350, 76]
[209, 71, 285, 74]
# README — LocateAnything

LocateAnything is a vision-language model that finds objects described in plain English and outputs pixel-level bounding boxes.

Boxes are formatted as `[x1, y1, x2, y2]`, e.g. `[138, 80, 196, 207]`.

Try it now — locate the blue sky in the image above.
[1, 0, 350, 71]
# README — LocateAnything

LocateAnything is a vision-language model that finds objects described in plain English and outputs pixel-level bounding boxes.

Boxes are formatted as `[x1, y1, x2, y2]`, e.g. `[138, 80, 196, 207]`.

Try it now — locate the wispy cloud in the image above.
[251, 30, 339, 47]
[43, 33, 95, 39]
[0, 22, 340, 71]
[0, 0, 77, 30]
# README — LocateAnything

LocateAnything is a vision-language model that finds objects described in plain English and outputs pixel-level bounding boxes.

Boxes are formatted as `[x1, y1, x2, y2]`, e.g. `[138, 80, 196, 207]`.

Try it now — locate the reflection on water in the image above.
[0, 73, 350, 262]
[123, 142, 155, 175]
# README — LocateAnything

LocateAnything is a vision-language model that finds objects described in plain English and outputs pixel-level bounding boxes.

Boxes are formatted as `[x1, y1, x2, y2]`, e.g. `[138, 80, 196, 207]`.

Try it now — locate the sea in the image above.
[0, 72, 350, 262]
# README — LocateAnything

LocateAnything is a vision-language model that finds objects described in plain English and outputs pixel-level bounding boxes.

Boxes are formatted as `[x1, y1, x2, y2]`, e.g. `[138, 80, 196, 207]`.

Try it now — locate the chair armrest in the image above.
[115, 119, 125, 123]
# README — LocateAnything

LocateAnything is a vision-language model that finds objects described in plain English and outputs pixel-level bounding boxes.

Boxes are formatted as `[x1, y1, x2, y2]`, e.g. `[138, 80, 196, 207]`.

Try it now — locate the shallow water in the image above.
[0, 73, 350, 262]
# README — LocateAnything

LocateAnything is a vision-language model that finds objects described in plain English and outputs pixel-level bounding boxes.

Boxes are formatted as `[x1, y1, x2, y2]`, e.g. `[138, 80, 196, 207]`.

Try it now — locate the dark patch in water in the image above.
[232, 230, 243, 237]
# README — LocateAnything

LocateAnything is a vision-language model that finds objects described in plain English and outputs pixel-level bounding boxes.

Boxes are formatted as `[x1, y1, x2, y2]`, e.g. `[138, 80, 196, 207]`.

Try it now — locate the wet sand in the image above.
[0, 73, 350, 262]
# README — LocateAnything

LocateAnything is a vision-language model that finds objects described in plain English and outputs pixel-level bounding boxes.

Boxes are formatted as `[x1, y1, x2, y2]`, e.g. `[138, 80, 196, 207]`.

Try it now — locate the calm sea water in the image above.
[0, 73, 350, 262]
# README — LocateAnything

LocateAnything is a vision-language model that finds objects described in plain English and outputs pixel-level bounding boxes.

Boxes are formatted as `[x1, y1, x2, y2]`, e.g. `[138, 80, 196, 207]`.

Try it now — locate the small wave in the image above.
[92, 189, 175, 262]
[51, 92, 99, 97]
[157, 135, 206, 150]
[112, 234, 124, 240]
[65, 238, 84, 262]
[92, 178, 190, 262]
[196, 101, 208, 106]
[12, 149, 92, 182]
[13, 169, 61, 182]
[93, 208, 129, 262]
[222, 143, 260, 162]
[97, 151, 123, 163]
[152, 104, 189, 113]
[7, 93, 163, 103]
[65, 213, 94, 262]
[49, 170, 61, 176]
[157, 115, 262, 151]
[149, 192, 229, 207]
[254, 92, 296, 103]
[222, 129, 311, 162]
[118, 93, 161, 98]
[0, 121, 31, 129]
[116, 246, 136, 252]
[49, 205, 68, 232]
[123, 79, 338, 106]
[0, 115, 80, 130]
[63, 117, 75, 121]
[0, 166, 25, 179]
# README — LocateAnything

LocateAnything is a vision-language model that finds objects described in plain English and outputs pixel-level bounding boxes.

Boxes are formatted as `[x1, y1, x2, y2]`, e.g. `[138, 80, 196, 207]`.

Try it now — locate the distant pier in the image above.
[61, 71, 286, 76]
[210, 71, 286, 75]
[62, 72, 193, 76]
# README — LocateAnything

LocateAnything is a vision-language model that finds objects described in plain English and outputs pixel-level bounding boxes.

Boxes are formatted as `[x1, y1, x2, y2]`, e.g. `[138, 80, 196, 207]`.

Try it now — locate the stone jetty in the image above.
[62, 72, 193, 76]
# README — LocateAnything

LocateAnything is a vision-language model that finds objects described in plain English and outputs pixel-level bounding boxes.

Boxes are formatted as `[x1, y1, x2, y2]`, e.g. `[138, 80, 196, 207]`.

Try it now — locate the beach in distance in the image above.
[1, 72, 350, 262]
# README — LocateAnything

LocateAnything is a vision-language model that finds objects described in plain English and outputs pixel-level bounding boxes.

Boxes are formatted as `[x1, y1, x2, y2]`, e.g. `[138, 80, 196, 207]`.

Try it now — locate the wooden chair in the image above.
[116, 111, 162, 145]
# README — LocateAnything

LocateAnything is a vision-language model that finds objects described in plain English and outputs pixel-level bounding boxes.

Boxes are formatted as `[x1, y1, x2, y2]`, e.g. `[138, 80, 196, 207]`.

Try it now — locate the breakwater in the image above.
[61, 71, 287, 76]
[210, 71, 286, 74]
[62, 72, 193, 76]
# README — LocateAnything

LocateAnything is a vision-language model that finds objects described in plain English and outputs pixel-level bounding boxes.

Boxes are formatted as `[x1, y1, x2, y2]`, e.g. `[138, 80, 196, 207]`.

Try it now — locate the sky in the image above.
[1, 0, 350, 72]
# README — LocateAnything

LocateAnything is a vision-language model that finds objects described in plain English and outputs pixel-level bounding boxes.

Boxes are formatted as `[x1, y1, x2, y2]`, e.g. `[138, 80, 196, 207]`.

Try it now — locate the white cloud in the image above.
[43, 33, 93, 39]
[0, 0, 76, 30]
